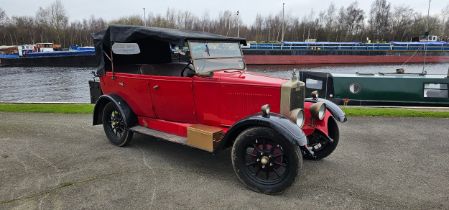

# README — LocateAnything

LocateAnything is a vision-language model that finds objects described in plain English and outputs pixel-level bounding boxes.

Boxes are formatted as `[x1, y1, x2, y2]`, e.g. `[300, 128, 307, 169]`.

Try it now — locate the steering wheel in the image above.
[181, 61, 195, 77]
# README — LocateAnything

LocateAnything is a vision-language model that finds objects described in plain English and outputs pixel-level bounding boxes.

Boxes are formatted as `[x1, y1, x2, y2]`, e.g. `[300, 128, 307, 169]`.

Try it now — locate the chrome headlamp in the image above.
[289, 108, 305, 128]
[310, 102, 326, 120]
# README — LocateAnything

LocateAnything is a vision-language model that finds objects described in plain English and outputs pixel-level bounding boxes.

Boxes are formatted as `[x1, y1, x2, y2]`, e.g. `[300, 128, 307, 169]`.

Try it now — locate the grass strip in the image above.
[0, 103, 93, 114]
[0, 103, 448, 118]
[342, 107, 449, 118]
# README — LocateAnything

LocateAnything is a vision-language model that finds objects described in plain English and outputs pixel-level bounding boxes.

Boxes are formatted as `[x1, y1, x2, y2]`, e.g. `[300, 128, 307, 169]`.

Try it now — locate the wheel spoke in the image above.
[269, 144, 275, 153]
[255, 166, 261, 176]
[272, 168, 281, 178]
[246, 152, 257, 157]
[262, 138, 266, 151]
[273, 161, 286, 167]
[246, 161, 257, 166]
[272, 153, 283, 158]
[252, 144, 262, 153]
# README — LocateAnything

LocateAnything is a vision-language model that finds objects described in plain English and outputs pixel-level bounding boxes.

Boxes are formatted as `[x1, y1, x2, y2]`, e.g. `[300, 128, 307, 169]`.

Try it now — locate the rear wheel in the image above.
[102, 102, 133, 147]
[231, 127, 302, 194]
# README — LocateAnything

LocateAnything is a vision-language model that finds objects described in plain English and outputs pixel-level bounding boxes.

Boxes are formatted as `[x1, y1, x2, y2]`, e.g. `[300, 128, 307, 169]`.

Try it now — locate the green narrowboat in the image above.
[299, 69, 449, 106]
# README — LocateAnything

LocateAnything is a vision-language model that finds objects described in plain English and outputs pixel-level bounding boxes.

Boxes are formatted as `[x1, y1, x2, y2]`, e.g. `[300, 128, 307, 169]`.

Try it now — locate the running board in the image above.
[130, 126, 187, 145]
[130, 124, 225, 152]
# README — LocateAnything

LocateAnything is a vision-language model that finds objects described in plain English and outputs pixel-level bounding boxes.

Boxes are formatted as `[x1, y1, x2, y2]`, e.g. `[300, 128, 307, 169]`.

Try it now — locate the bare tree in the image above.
[0, 8, 8, 26]
[323, 4, 337, 41]
[344, 2, 365, 39]
[369, 0, 391, 41]
[199, 12, 210, 32]
[251, 14, 262, 42]
[390, 6, 415, 41]
[441, 4, 449, 41]
[0, 7, 9, 45]
[49, 0, 68, 30]
[110, 15, 143, 26]
[2, 1, 449, 47]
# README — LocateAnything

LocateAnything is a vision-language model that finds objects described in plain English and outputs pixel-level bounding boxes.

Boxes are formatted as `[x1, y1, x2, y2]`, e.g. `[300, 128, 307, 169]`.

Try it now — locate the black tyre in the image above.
[304, 118, 339, 160]
[102, 102, 133, 147]
[231, 127, 302, 194]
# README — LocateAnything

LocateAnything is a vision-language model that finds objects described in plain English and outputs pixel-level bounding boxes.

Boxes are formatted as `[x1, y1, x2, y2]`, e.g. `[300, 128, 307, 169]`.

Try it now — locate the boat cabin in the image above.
[35, 43, 55, 52]
[299, 70, 449, 106]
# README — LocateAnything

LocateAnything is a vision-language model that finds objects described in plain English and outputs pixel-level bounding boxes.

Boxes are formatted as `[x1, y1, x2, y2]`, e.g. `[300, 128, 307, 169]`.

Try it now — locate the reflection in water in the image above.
[0, 63, 448, 102]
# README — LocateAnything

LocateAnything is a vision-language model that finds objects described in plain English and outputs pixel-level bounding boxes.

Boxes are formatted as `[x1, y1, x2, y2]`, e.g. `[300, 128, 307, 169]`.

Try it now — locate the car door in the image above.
[102, 71, 156, 118]
[150, 75, 196, 123]
[191, 75, 223, 126]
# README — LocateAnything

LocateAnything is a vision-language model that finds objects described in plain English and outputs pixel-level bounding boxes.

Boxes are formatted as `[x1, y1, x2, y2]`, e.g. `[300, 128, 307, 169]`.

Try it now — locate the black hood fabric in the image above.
[93, 25, 246, 75]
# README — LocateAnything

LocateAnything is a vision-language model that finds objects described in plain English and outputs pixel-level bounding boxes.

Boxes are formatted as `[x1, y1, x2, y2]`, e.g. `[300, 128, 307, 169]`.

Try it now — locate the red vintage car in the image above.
[89, 25, 346, 194]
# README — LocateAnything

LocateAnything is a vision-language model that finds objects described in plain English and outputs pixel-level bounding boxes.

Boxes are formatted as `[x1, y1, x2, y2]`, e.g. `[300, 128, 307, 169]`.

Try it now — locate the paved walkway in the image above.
[0, 112, 448, 209]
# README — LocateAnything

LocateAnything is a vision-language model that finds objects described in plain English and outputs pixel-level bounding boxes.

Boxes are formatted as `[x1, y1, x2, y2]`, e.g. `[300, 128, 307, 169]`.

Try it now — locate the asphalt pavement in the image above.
[0, 112, 448, 209]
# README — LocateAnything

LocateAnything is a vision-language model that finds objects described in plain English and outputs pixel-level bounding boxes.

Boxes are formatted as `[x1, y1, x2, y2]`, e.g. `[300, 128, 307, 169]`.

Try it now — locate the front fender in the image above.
[305, 98, 347, 123]
[217, 113, 307, 151]
[303, 101, 341, 142]
[302, 105, 332, 136]
[93, 94, 136, 126]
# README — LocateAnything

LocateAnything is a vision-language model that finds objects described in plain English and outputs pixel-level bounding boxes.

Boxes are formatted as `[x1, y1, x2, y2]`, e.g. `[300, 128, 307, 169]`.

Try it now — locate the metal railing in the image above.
[247, 42, 449, 52]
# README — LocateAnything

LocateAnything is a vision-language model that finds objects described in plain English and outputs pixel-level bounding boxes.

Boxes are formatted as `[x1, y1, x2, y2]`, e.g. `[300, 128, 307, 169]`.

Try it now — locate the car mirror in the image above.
[112, 43, 140, 55]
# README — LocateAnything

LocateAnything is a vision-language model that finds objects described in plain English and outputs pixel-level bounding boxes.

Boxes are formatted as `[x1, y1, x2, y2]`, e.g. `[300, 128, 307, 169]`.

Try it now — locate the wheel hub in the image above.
[260, 156, 269, 165]
[109, 110, 125, 136]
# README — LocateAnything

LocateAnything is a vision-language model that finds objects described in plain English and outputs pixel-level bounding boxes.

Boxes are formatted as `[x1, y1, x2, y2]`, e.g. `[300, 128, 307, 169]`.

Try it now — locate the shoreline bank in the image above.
[1, 103, 448, 118]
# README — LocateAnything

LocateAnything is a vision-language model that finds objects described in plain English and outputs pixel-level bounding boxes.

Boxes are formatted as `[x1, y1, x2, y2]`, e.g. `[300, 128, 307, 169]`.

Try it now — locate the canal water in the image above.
[0, 64, 448, 103]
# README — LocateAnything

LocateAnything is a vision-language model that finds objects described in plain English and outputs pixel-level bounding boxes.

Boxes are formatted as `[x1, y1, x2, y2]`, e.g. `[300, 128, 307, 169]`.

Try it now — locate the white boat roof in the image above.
[331, 72, 449, 79]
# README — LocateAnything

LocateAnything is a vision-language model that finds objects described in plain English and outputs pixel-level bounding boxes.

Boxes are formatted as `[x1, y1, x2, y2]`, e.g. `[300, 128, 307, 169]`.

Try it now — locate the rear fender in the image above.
[216, 113, 307, 152]
[93, 94, 136, 126]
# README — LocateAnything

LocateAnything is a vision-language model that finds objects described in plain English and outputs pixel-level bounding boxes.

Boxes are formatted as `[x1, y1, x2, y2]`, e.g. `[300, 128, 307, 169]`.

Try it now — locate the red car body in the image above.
[99, 70, 333, 138]
[90, 25, 346, 194]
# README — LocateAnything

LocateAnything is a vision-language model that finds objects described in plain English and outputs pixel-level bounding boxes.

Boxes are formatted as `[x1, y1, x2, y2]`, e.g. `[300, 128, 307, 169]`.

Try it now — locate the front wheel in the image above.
[304, 118, 339, 160]
[231, 127, 302, 194]
[102, 102, 133, 147]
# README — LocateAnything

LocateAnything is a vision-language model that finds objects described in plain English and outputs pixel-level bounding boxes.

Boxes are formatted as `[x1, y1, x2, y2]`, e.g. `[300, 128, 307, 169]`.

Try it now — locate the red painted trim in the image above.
[138, 117, 192, 137]
[244, 55, 449, 65]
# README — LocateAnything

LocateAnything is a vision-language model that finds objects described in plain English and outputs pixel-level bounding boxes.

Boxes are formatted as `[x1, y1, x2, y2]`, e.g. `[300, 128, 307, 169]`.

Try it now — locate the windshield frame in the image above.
[187, 40, 246, 75]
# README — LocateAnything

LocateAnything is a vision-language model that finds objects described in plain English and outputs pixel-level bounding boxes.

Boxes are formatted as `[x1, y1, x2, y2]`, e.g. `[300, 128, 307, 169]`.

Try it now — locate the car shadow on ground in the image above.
[129, 133, 235, 176]
[127, 133, 340, 194]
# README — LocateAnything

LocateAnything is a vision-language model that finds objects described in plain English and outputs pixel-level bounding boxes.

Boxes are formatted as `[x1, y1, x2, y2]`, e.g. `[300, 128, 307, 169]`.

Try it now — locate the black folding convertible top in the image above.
[93, 24, 246, 46]
[93, 25, 246, 75]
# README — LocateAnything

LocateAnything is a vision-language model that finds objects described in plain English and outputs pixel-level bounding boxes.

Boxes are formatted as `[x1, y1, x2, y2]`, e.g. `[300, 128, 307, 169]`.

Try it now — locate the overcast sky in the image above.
[0, 0, 447, 24]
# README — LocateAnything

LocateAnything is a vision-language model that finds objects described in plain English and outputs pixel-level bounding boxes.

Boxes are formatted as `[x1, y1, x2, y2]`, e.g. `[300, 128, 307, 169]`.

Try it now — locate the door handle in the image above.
[153, 85, 159, 90]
